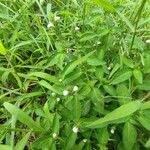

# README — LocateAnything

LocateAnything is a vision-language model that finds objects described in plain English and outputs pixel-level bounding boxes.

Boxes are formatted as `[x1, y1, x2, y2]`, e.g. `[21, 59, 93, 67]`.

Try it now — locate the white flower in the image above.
[54, 16, 60, 21]
[63, 90, 69, 96]
[97, 41, 101, 45]
[59, 79, 62, 82]
[52, 133, 57, 138]
[75, 26, 80, 31]
[56, 97, 60, 102]
[107, 66, 111, 70]
[72, 126, 78, 133]
[146, 39, 150, 44]
[110, 128, 115, 134]
[73, 85, 79, 92]
[83, 139, 87, 143]
[51, 92, 56, 97]
[47, 21, 54, 28]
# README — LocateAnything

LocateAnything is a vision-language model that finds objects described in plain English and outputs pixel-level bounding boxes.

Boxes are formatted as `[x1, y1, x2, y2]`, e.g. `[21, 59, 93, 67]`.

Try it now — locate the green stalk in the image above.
[130, 0, 147, 51]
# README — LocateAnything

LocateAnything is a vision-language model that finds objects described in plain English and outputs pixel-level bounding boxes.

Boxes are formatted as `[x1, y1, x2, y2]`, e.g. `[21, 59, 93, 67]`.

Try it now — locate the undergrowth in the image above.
[0, 0, 150, 150]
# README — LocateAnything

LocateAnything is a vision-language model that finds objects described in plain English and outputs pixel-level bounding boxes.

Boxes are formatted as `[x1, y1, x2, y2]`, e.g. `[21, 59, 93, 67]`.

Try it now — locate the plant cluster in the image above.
[0, 0, 150, 150]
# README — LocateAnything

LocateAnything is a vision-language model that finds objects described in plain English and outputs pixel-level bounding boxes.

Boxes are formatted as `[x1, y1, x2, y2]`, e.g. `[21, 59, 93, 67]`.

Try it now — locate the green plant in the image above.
[0, 0, 150, 150]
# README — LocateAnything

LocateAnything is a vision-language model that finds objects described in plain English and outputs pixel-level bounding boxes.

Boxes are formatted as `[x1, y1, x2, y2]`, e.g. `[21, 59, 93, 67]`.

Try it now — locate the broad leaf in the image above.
[138, 116, 150, 131]
[92, 0, 115, 12]
[87, 101, 141, 128]
[110, 70, 132, 85]
[133, 69, 143, 84]
[123, 122, 137, 150]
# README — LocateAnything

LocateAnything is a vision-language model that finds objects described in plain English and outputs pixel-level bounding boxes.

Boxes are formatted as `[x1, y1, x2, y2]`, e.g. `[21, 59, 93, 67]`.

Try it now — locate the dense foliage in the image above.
[0, 0, 150, 150]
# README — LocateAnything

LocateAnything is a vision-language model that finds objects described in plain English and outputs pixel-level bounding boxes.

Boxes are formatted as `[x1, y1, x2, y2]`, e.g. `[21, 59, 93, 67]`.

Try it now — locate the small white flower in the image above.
[47, 21, 54, 28]
[146, 39, 150, 44]
[83, 139, 87, 143]
[72, 126, 78, 133]
[52, 133, 57, 138]
[97, 41, 101, 45]
[110, 128, 115, 134]
[63, 90, 69, 96]
[51, 92, 56, 97]
[56, 97, 60, 102]
[73, 85, 79, 92]
[54, 16, 61, 21]
[75, 26, 80, 31]
[59, 79, 62, 82]
[107, 66, 111, 70]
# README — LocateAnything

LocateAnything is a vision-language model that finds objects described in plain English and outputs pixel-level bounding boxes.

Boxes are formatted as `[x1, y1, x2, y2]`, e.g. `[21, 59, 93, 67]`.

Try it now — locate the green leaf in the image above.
[3, 102, 44, 132]
[103, 85, 116, 96]
[80, 33, 98, 42]
[87, 58, 105, 66]
[109, 63, 120, 79]
[122, 56, 134, 68]
[62, 51, 95, 77]
[91, 88, 104, 113]
[39, 80, 60, 94]
[138, 116, 150, 131]
[52, 113, 60, 134]
[87, 101, 141, 128]
[123, 122, 137, 150]
[145, 138, 150, 148]
[116, 84, 131, 105]
[72, 96, 81, 121]
[65, 133, 77, 150]
[92, 0, 115, 12]
[28, 72, 58, 83]
[0, 145, 12, 150]
[0, 40, 7, 55]
[14, 132, 31, 150]
[137, 80, 150, 91]
[72, 140, 86, 150]
[97, 127, 109, 147]
[117, 11, 134, 32]
[141, 101, 150, 110]
[110, 70, 132, 85]
[133, 69, 143, 84]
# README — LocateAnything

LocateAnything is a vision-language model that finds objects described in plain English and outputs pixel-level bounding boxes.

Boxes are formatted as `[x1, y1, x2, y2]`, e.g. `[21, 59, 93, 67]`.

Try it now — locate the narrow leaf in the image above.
[39, 80, 60, 94]
[0, 40, 7, 55]
[62, 51, 95, 77]
[28, 72, 58, 83]
[4, 102, 44, 132]
[14, 132, 31, 150]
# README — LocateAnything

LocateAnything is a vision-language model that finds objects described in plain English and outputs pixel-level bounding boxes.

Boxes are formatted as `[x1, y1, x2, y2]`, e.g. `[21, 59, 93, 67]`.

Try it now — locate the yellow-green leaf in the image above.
[0, 40, 7, 55]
